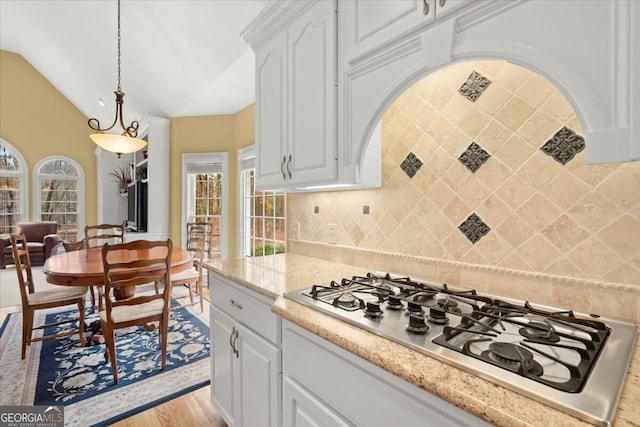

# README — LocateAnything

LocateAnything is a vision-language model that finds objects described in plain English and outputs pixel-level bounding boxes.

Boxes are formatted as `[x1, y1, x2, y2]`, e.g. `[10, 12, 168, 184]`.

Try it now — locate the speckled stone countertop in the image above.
[204, 253, 640, 427]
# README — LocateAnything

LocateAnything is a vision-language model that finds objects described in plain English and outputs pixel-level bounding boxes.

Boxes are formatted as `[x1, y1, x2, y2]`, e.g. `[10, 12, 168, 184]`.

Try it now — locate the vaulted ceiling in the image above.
[0, 0, 266, 125]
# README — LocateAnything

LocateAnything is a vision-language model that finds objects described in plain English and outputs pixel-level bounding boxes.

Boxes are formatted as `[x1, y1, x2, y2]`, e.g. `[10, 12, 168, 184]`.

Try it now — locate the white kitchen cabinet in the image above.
[284, 376, 352, 427]
[435, 0, 477, 19]
[255, 30, 287, 187]
[340, 0, 640, 165]
[341, 0, 478, 66]
[251, 0, 338, 190]
[283, 320, 489, 426]
[210, 273, 282, 427]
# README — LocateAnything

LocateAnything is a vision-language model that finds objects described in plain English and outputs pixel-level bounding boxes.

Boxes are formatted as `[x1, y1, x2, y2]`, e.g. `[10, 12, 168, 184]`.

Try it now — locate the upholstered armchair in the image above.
[0, 221, 61, 269]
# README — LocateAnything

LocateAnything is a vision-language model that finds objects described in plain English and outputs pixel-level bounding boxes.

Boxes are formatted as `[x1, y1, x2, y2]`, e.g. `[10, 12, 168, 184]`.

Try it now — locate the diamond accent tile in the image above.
[400, 152, 423, 178]
[540, 126, 585, 165]
[458, 141, 491, 173]
[459, 71, 491, 102]
[458, 213, 491, 244]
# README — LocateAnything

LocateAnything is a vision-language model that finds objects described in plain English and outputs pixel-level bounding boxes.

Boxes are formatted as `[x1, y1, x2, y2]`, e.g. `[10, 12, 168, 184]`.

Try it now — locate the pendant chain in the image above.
[117, 0, 121, 92]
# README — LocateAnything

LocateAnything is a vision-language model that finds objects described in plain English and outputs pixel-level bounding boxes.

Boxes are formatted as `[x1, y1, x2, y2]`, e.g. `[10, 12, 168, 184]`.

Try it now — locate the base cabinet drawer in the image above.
[210, 271, 280, 343]
[283, 320, 489, 427]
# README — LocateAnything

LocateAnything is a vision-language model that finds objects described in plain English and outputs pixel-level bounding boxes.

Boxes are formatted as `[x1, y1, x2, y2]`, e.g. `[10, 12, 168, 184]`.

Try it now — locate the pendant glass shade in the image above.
[90, 133, 147, 155]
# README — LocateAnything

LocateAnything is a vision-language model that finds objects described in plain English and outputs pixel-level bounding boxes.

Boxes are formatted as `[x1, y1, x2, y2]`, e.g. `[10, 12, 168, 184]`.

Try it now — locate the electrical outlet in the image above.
[327, 223, 337, 245]
[291, 222, 300, 240]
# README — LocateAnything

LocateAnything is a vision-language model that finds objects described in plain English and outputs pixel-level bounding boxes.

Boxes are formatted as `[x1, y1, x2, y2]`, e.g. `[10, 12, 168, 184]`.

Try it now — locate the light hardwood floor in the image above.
[109, 385, 227, 427]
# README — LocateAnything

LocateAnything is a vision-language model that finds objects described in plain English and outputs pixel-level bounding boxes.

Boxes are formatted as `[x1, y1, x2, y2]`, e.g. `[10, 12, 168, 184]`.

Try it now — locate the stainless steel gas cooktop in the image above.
[284, 272, 638, 427]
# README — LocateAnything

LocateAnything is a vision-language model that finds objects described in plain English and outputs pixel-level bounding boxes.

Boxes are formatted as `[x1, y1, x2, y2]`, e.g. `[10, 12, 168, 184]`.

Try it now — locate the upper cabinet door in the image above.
[435, 0, 477, 19]
[287, 0, 338, 187]
[343, 0, 435, 65]
[256, 31, 288, 189]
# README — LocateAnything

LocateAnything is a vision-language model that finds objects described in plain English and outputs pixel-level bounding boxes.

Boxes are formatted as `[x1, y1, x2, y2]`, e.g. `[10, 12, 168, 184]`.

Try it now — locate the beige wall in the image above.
[0, 50, 98, 224]
[288, 61, 640, 316]
[170, 103, 255, 256]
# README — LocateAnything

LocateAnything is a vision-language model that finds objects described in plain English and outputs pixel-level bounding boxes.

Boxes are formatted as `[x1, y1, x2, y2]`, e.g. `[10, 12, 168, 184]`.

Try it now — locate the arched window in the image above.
[0, 140, 28, 237]
[34, 157, 84, 242]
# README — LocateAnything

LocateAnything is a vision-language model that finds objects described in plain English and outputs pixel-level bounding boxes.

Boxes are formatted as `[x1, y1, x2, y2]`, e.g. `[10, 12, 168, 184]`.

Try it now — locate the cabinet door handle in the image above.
[439, 0, 446, 7]
[231, 328, 239, 358]
[286, 154, 292, 179]
[280, 156, 287, 180]
[229, 326, 237, 353]
[423, 0, 430, 15]
[230, 298, 244, 310]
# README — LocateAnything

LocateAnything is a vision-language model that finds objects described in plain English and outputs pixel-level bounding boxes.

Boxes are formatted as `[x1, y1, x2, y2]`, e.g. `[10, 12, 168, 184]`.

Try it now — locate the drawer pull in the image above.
[439, 0, 446, 7]
[423, 0, 430, 15]
[230, 299, 244, 310]
[230, 327, 239, 358]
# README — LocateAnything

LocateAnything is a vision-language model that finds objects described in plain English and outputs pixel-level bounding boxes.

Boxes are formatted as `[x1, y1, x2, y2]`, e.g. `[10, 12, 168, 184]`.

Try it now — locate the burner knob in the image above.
[406, 301, 424, 315]
[364, 301, 383, 318]
[427, 307, 449, 325]
[406, 314, 429, 334]
[387, 296, 403, 310]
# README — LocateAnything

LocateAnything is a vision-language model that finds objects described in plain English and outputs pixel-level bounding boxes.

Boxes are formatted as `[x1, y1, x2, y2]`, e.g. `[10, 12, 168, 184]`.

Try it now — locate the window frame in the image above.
[0, 139, 28, 236]
[238, 145, 286, 258]
[181, 152, 228, 260]
[33, 156, 84, 241]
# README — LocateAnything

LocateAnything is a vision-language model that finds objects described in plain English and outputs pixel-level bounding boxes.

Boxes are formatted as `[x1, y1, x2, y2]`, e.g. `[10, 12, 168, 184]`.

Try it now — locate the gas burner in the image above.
[437, 298, 461, 314]
[413, 291, 437, 303]
[333, 293, 362, 309]
[427, 307, 449, 325]
[519, 321, 560, 343]
[406, 314, 429, 334]
[483, 342, 543, 377]
[364, 301, 383, 318]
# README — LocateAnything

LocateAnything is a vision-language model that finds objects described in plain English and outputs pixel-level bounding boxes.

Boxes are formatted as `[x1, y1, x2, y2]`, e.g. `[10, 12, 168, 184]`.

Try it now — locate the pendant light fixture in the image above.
[88, 0, 146, 158]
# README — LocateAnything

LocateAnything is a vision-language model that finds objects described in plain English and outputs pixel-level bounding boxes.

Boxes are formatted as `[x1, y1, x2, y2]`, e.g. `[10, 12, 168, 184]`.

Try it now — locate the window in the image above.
[0, 141, 27, 237]
[34, 157, 84, 241]
[182, 153, 228, 260]
[239, 146, 286, 258]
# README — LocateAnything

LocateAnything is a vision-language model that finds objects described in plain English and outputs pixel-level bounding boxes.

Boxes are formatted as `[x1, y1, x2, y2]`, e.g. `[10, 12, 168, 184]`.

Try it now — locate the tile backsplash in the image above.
[287, 60, 640, 322]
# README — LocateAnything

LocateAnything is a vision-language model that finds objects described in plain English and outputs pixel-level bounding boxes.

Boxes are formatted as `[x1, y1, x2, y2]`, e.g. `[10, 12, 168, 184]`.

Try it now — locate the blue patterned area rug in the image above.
[0, 298, 210, 427]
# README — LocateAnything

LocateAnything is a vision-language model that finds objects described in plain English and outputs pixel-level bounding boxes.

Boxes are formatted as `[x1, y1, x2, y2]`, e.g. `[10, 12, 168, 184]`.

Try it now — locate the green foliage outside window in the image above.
[252, 244, 286, 257]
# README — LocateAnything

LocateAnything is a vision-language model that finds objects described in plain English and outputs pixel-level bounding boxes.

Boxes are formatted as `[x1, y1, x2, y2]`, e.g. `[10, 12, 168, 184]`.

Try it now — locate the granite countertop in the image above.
[204, 253, 640, 427]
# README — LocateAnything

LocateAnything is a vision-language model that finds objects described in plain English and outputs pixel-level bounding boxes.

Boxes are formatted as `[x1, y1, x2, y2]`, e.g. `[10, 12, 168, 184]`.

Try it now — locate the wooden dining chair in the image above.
[11, 233, 89, 359]
[170, 228, 205, 312]
[186, 221, 214, 288]
[62, 239, 85, 252]
[100, 239, 173, 385]
[85, 224, 125, 311]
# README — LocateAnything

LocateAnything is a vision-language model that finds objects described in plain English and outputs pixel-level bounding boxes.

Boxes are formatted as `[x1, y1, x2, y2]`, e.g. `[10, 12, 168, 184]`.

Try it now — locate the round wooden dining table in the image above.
[43, 246, 193, 291]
